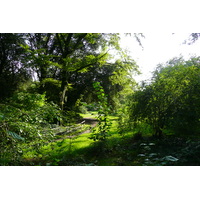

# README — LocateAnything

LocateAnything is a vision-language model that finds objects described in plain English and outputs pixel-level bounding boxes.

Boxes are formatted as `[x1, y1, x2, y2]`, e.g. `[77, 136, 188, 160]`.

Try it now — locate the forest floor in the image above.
[56, 117, 98, 139]
[77, 117, 98, 134]
[20, 112, 200, 166]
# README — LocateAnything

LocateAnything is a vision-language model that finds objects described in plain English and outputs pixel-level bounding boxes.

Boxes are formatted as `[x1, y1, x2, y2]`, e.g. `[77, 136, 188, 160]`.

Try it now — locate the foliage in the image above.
[0, 33, 31, 100]
[68, 59, 138, 112]
[4, 33, 200, 166]
[0, 91, 64, 165]
[89, 82, 112, 141]
[21, 33, 124, 110]
[38, 78, 61, 104]
[76, 105, 88, 114]
[18, 33, 142, 111]
[128, 56, 200, 136]
[84, 103, 98, 111]
[0, 33, 144, 165]
[117, 104, 133, 136]
[9, 91, 46, 110]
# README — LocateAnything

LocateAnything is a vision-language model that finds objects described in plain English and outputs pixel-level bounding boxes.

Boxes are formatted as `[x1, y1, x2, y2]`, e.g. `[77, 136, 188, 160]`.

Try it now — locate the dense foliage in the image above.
[125, 56, 200, 137]
[0, 90, 62, 165]
[89, 82, 112, 141]
[1, 33, 200, 166]
[0, 33, 30, 100]
[0, 33, 141, 165]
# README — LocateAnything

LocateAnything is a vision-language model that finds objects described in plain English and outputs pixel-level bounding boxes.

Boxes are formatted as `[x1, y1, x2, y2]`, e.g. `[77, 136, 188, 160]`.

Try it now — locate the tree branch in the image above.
[56, 33, 64, 56]
[63, 33, 73, 55]
[75, 51, 108, 73]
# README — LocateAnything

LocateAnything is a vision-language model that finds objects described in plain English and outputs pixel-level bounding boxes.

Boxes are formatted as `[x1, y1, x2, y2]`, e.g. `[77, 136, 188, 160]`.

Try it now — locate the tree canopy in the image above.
[128, 56, 200, 136]
[0, 33, 142, 109]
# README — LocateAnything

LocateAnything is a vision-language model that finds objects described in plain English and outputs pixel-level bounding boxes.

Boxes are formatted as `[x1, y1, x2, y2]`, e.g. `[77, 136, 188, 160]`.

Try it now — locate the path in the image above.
[55, 117, 98, 139]
[77, 117, 98, 135]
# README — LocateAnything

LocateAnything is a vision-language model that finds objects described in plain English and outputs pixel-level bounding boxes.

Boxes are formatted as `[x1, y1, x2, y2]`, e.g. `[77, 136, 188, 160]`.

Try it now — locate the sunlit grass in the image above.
[21, 112, 135, 165]
[80, 111, 98, 118]
[71, 133, 94, 149]
[21, 111, 200, 166]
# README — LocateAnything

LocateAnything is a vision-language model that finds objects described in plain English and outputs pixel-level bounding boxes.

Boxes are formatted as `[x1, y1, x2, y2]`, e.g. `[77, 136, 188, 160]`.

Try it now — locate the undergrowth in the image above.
[2, 108, 200, 166]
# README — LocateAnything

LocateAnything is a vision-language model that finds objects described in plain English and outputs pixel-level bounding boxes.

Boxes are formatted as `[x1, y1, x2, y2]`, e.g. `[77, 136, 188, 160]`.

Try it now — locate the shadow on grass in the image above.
[38, 131, 200, 166]
[21, 115, 200, 166]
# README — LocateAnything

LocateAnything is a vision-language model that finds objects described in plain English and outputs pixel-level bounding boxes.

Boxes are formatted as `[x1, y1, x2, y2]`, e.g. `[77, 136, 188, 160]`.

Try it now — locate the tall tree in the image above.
[54, 33, 121, 110]
[23, 33, 122, 110]
[22, 33, 143, 111]
[0, 33, 30, 100]
[22, 33, 57, 81]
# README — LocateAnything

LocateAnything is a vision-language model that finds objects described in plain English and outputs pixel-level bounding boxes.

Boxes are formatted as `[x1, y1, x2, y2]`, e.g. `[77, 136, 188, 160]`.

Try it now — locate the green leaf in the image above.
[162, 155, 178, 162]
[7, 131, 25, 141]
[0, 114, 4, 120]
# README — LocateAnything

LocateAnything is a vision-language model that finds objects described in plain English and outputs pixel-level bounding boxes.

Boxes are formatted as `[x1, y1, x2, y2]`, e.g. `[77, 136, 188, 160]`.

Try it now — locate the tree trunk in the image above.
[154, 125, 163, 138]
[60, 70, 69, 111]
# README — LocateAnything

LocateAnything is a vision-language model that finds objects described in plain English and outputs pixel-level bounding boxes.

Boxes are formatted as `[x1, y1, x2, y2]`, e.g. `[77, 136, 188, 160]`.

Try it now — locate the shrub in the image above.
[0, 91, 64, 165]
[89, 82, 112, 141]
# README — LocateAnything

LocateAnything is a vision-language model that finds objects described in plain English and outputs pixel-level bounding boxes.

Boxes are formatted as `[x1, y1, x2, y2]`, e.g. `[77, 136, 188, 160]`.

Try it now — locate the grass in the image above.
[80, 111, 98, 118]
[20, 111, 119, 165]
[18, 112, 200, 166]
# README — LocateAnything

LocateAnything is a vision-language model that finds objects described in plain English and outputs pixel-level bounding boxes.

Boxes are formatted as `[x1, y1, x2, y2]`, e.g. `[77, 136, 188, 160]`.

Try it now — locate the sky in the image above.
[119, 33, 200, 83]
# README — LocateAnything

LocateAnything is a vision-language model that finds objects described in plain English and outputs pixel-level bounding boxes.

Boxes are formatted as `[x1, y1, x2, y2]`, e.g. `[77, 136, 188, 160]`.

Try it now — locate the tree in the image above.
[23, 33, 122, 110]
[55, 33, 111, 110]
[65, 58, 139, 111]
[129, 56, 200, 136]
[20, 33, 144, 112]
[0, 33, 31, 100]
[22, 33, 56, 82]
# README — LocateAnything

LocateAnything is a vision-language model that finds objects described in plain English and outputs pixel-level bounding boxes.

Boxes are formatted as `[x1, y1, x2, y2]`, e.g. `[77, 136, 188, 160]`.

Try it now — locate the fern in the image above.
[7, 131, 25, 141]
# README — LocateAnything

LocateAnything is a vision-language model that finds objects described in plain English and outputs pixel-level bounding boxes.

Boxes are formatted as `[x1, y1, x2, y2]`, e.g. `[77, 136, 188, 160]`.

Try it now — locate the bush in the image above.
[85, 103, 98, 111]
[38, 78, 61, 104]
[9, 92, 46, 110]
[89, 82, 112, 141]
[78, 105, 88, 114]
[0, 91, 64, 165]
[128, 57, 200, 137]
